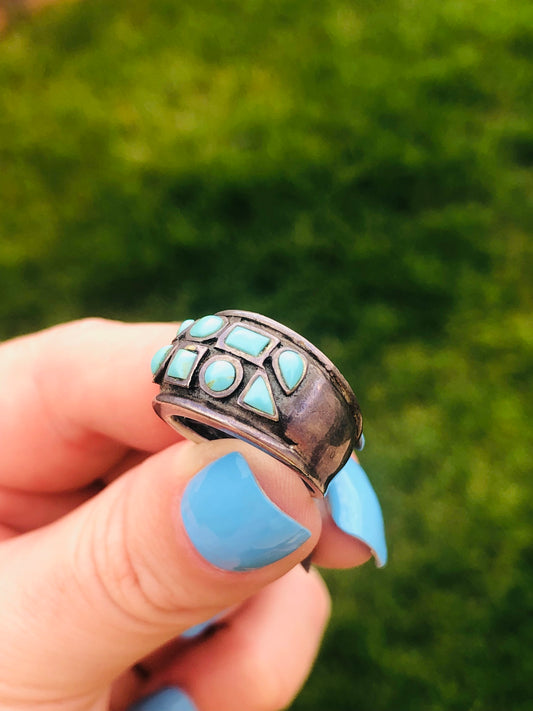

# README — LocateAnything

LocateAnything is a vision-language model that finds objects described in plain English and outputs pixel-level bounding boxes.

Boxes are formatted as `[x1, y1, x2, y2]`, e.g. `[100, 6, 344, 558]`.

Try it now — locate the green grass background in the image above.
[1, 0, 533, 708]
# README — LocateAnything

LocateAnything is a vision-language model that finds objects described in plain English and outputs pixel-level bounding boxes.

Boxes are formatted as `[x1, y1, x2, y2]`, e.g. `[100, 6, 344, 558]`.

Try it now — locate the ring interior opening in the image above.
[169, 415, 320, 496]
[171, 416, 234, 441]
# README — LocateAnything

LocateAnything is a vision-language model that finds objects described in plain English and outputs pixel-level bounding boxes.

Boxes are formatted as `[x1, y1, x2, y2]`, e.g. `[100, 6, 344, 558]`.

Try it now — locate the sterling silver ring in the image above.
[151, 310, 364, 496]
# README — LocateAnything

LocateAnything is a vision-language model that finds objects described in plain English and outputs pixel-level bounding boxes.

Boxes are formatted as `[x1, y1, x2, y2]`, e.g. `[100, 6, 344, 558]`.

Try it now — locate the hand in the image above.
[0, 319, 384, 711]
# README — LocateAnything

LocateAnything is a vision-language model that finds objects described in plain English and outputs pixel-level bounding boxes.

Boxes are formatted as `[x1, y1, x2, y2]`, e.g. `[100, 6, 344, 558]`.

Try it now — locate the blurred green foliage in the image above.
[1, 0, 533, 708]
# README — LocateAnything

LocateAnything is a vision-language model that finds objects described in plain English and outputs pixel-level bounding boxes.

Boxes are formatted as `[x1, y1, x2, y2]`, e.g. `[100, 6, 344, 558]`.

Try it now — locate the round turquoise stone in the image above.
[278, 350, 305, 391]
[189, 315, 224, 338]
[204, 360, 236, 392]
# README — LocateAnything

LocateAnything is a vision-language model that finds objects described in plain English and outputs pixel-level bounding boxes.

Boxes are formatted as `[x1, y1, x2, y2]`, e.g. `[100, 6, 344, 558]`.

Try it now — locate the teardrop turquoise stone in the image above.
[278, 350, 305, 391]
[243, 375, 276, 416]
[204, 360, 236, 392]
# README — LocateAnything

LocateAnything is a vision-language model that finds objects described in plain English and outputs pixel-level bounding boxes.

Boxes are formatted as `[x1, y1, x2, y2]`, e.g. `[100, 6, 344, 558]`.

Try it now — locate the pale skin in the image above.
[0, 319, 370, 711]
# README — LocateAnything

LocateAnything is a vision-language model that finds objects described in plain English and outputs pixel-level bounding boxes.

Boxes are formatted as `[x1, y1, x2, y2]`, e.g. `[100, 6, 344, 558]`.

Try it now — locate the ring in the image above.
[151, 310, 364, 496]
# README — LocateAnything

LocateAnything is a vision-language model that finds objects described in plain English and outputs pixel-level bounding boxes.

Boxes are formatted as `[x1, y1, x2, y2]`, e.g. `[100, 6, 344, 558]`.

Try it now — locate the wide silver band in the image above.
[152, 310, 363, 496]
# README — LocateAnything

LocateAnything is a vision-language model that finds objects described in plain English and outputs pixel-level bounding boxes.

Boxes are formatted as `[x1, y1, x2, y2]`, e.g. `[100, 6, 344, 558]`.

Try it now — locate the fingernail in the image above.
[128, 686, 197, 711]
[181, 452, 311, 571]
[326, 458, 388, 567]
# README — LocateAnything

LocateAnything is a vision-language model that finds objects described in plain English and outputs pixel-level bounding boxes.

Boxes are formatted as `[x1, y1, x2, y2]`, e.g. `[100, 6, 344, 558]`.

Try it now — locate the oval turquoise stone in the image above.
[189, 315, 224, 338]
[150, 345, 172, 375]
[204, 360, 236, 392]
[278, 350, 305, 390]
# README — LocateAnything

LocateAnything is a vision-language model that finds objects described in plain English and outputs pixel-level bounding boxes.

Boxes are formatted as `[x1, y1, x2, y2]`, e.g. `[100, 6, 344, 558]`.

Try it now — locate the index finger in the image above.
[0, 318, 181, 492]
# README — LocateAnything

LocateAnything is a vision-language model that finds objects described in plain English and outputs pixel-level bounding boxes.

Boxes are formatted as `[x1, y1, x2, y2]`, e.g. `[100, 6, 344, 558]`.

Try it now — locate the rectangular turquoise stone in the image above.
[225, 326, 271, 357]
[168, 348, 198, 380]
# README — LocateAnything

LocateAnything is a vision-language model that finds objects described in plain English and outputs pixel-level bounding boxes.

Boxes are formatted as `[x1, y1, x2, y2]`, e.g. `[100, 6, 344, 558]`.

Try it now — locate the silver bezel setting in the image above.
[237, 371, 280, 421]
[272, 346, 308, 395]
[164, 344, 209, 388]
[198, 354, 244, 399]
[216, 323, 280, 365]
[187, 315, 228, 342]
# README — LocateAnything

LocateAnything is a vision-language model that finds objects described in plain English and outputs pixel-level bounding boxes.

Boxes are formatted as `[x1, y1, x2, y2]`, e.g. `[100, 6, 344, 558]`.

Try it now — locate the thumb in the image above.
[0, 440, 319, 703]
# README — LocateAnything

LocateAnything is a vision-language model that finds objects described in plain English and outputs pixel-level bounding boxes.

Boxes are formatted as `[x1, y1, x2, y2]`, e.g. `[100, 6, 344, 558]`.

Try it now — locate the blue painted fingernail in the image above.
[326, 458, 388, 567]
[128, 687, 197, 711]
[181, 452, 311, 571]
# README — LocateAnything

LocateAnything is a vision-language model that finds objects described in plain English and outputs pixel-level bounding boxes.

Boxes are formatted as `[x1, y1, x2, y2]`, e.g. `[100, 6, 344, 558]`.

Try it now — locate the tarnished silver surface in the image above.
[152, 310, 363, 496]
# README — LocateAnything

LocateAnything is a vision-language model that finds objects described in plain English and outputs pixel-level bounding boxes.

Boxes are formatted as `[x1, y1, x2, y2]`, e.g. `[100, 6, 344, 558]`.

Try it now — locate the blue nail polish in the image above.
[326, 458, 388, 567]
[181, 452, 311, 571]
[128, 687, 196, 711]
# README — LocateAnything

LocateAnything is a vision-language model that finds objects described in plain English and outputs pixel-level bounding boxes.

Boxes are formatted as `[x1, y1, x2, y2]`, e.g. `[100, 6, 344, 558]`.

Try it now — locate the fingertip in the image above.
[311, 515, 373, 569]
[178, 445, 319, 574]
[307, 453, 388, 569]
[151, 566, 331, 711]
[326, 458, 388, 567]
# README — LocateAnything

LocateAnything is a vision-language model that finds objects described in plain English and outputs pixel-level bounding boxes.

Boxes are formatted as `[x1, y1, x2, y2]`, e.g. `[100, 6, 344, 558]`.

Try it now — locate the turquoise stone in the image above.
[177, 319, 195, 335]
[278, 350, 305, 391]
[189, 315, 224, 338]
[168, 348, 197, 380]
[225, 326, 271, 357]
[150, 345, 172, 375]
[243, 375, 276, 416]
[204, 360, 236, 392]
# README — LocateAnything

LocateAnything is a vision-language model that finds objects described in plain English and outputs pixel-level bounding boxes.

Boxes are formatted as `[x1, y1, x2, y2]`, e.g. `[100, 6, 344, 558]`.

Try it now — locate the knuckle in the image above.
[43, 317, 117, 346]
[69, 316, 117, 332]
[74, 491, 181, 627]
